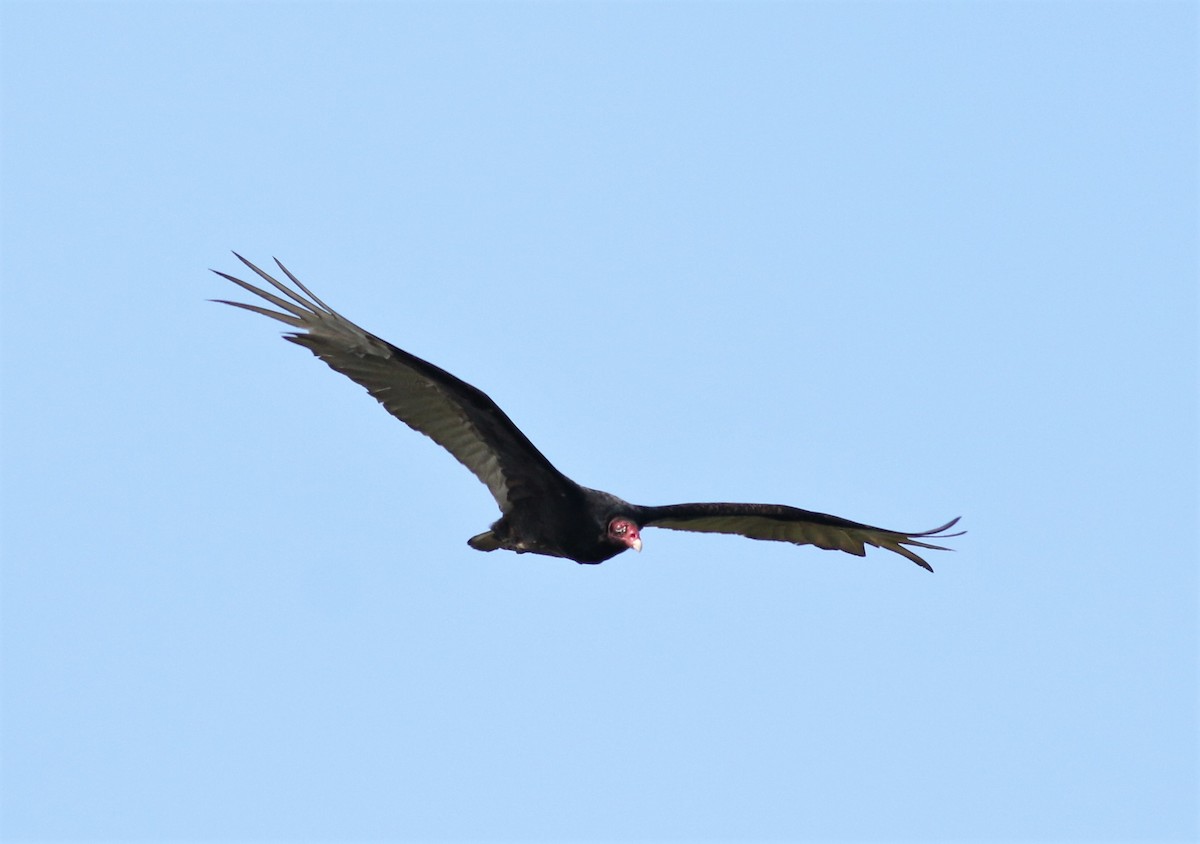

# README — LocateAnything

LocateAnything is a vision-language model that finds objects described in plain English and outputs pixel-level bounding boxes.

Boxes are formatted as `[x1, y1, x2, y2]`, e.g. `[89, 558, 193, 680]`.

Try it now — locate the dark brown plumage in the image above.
[215, 254, 963, 570]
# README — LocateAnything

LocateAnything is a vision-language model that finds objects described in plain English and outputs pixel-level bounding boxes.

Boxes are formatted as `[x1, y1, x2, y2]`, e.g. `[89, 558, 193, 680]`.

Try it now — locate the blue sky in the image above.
[2, 2, 1196, 841]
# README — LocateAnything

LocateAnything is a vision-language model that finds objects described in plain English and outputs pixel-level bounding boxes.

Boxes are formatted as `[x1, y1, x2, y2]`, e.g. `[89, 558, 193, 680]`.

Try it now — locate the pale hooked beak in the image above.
[631, 536, 643, 552]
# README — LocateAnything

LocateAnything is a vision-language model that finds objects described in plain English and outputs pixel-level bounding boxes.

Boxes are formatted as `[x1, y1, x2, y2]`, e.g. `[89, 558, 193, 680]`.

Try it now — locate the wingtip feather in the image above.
[883, 516, 965, 572]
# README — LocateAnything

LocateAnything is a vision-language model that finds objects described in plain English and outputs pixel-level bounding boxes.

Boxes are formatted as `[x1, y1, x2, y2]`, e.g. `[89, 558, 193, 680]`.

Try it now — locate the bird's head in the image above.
[607, 517, 642, 553]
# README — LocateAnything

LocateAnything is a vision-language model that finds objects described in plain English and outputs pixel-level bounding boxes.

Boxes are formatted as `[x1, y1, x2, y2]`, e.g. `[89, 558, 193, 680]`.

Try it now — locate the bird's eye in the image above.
[613, 523, 626, 535]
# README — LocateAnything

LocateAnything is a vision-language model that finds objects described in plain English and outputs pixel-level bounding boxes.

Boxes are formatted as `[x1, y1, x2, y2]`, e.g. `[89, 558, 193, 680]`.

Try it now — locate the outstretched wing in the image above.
[213, 253, 573, 511]
[637, 503, 962, 571]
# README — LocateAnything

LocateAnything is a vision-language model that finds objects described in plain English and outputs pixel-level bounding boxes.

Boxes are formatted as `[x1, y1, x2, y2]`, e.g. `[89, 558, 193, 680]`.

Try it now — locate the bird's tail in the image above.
[467, 531, 501, 552]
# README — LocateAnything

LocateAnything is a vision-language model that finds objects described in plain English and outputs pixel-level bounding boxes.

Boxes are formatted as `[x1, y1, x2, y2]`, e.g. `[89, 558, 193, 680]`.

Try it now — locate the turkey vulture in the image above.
[214, 254, 963, 570]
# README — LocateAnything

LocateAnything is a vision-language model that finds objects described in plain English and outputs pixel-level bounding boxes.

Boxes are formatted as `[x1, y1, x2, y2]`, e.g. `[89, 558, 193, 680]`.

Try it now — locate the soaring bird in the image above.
[215, 255, 962, 570]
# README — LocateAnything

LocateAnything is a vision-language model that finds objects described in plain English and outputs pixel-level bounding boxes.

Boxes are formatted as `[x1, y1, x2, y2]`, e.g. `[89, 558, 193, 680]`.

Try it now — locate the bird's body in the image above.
[469, 485, 635, 564]
[215, 255, 962, 570]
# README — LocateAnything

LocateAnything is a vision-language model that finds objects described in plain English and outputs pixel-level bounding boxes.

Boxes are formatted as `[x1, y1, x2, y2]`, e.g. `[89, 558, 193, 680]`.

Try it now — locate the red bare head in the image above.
[607, 517, 642, 553]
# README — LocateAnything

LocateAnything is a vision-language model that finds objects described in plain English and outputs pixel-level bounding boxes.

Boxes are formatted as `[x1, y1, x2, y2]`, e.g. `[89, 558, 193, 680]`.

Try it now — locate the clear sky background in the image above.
[2, 2, 1196, 842]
